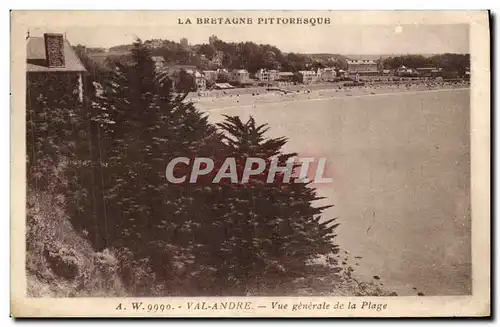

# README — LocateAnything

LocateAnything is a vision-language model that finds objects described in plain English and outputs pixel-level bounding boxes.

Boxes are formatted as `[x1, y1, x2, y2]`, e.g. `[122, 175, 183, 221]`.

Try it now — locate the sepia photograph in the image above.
[10, 10, 490, 317]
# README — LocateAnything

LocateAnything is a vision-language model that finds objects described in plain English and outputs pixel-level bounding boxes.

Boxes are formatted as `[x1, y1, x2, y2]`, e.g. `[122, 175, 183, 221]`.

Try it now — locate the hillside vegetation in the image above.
[26, 188, 126, 297]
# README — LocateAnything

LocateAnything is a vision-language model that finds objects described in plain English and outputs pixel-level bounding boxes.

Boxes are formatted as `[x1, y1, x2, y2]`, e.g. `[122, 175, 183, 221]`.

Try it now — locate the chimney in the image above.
[44, 33, 65, 68]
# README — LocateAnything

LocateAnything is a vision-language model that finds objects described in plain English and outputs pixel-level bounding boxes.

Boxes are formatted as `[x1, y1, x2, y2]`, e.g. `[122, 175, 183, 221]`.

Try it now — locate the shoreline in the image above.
[189, 81, 470, 112]
[191, 83, 470, 112]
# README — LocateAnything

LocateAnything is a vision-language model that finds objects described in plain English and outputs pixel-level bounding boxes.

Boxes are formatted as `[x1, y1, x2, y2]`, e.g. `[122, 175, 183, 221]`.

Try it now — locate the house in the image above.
[316, 68, 324, 81]
[255, 68, 279, 82]
[277, 72, 295, 87]
[255, 68, 269, 82]
[203, 70, 218, 82]
[317, 67, 336, 82]
[231, 69, 250, 84]
[347, 60, 378, 75]
[269, 70, 280, 81]
[26, 33, 87, 102]
[185, 69, 206, 91]
[297, 70, 317, 84]
[396, 65, 418, 77]
[211, 51, 223, 67]
[216, 68, 230, 82]
[278, 72, 295, 82]
[415, 67, 442, 78]
[160, 65, 203, 91]
[336, 69, 347, 78]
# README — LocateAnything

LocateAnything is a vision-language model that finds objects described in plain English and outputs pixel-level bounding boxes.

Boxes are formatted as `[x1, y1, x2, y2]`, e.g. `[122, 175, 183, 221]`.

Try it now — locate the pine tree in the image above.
[206, 115, 340, 295]
[92, 38, 223, 293]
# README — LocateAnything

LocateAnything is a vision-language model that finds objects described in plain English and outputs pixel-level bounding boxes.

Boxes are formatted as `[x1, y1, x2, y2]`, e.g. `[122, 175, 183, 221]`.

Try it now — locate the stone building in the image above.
[26, 33, 87, 102]
[231, 69, 250, 84]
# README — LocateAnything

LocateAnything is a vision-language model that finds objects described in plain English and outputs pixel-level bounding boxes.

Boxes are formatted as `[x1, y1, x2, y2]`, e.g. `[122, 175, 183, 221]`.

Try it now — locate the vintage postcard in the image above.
[10, 10, 490, 318]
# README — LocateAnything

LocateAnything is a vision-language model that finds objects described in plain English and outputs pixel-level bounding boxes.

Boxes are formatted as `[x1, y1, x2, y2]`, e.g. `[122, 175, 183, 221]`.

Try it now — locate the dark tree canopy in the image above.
[383, 54, 470, 75]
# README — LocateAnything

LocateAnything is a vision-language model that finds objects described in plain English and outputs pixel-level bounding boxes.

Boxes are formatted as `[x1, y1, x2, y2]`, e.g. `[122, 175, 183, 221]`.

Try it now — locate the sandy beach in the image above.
[189, 80, 471, 112]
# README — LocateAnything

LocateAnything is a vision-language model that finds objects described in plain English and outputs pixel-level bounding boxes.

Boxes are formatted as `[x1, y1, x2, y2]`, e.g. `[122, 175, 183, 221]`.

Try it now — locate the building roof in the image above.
[257, 68, 278, 73]
[347, 60, 377, 65]
[184, 69, 204, 77]
[26, 37, 87, 73]
[172, 65, 197, 69]
[279, 72, 294, 76]
[214, 83, 234, 89]
[416, 67, 440, 71]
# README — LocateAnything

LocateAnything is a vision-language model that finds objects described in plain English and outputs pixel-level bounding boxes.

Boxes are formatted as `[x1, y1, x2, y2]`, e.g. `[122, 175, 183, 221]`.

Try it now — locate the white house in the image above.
[347, 60, 378, 75]
[185, 69, 206, 90]
[231, 69, 250, 84]
[297, 70, 317, 84]
[203, 70, 218, 82]
[317, 67, 337, 82]
[256, 68, 279, 82]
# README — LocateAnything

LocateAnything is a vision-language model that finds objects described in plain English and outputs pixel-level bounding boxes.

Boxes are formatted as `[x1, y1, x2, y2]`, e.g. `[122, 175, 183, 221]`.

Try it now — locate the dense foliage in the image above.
[383, 54, 470, 74]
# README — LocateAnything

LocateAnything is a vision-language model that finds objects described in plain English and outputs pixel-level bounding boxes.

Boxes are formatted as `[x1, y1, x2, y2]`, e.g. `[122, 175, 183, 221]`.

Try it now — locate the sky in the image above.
[24, 15, 469, 55]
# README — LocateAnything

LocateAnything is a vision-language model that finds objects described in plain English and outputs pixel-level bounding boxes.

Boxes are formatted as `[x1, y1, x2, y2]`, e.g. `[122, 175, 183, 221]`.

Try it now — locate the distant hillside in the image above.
[108, 44, 135, 52]
[88, 51, 131, 66]
[308, 53, 350, 62]
[339, 53, 465, 60]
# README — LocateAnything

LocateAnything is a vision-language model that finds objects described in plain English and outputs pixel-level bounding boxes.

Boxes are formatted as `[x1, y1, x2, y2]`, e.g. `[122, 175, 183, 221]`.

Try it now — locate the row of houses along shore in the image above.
[152, 56, 465, 92]
[152, 57, 347, 91]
